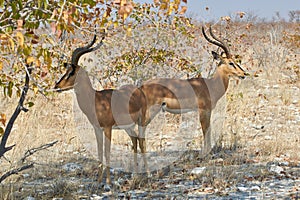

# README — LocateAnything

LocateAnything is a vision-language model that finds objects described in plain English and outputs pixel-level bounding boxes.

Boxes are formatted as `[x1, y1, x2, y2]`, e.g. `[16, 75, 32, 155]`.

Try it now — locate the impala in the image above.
[54, 35, 148, 184]
[140, 26, 248, 153]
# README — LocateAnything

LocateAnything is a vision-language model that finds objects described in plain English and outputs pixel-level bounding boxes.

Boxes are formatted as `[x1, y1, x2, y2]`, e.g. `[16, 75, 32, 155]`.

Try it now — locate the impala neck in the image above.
[73, 67, 98, 124]
[209, 68, 229, 108]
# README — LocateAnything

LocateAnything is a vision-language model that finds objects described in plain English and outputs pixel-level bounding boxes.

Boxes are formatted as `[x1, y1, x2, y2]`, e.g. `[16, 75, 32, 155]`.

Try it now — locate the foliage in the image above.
[0, 0, 189, 98]
[0, 113, 5, 137]
[108, 47, 198, 82]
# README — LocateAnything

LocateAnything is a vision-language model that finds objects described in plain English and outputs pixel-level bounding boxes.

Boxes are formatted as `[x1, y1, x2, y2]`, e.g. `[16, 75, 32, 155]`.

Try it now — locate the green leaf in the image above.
[0, 127, 4, 137]
[17, 0, 23, 10]
[23, 45, 32, 56]
[27, 102, 34, 107]
[17, 88, 21, 97]
[238, 92, 244, 98]
[7, 81, 14, 98]
[11, 2, 17, 13]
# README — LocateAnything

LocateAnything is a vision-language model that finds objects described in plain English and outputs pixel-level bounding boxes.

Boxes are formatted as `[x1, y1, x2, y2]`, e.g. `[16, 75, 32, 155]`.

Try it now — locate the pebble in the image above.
[251, 186, 261, 191]
[190, 167, 206, 175]
[278, 161, 289, 166]
[91, 194, 104, 200]
[269, 165, 284, 174]
[264, 135, 272, 140]
[292, 100, 298, 104]
[237, 186, 248, 192]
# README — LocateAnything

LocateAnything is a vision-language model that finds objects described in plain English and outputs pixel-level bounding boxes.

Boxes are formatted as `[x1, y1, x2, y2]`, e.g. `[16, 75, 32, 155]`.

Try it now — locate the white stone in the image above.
[264, 135, 273, 140]
[191, 167, 206, 175]
[269, 165, 284, 174]
[251, 186, 261, 191]
[237, 186, 248, 192]
[90, 194, 103, 200]
[24, 197, 35, 200]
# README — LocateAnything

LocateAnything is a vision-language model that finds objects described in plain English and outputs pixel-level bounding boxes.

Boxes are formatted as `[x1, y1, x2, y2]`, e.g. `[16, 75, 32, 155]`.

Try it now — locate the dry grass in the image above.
[0, 22, 299, 198]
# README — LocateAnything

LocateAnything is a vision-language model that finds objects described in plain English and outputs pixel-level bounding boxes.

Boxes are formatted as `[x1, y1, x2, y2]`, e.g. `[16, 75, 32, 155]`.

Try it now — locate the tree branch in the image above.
[20, 140, 58, 163]
[0, 164, 34, 183]
[0, 65, 32, 158]
[0, 140, 58, 183]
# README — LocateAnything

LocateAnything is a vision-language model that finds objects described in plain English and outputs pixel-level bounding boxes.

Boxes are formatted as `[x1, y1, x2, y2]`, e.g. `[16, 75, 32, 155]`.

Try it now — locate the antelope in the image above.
[140, 25, 248, 153]
[54, 35, 148, 184]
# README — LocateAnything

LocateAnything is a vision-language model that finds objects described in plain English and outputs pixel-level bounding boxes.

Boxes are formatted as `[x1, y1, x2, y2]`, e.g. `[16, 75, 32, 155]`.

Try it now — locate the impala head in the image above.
[54, 35, 104, 92]
[202, 26, 248, 79]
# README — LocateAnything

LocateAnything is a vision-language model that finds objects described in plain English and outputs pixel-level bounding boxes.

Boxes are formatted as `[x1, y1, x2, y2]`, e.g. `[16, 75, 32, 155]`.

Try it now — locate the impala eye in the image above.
[63, 69, 75, 80]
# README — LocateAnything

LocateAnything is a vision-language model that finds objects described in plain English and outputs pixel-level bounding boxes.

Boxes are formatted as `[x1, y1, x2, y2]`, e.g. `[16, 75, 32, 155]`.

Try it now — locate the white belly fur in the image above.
[162, 104, 196, 114]
[112, 123, 135, 130]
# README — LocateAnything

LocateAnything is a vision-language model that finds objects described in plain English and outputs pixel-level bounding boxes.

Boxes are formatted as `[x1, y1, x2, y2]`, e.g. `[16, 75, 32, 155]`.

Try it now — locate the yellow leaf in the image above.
[26, 56, 35, 64]
[122, 13, 128, 21]
[9, 38, 15, 51]
[0, 113, 6, 126]
[0, 61, 3, 71]
[33, 86, 39, 94]
[16, 32, 24, 47]
[113, 21, 119, 28]
[35, 59, 41, 67]
[126, 26, 132, 37]
[0, 34, 8, 40]
[160, 2, 168, 10]
[167, 3, 173, 15]
[179, 6, 187, 15]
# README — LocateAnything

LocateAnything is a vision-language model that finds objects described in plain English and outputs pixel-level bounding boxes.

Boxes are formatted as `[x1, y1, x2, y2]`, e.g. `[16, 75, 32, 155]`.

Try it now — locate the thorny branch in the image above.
[0, 140, 58, 183]
[0, 164, 34, 183]
[20, 140, 58, 163]
[0, 65, 58, 183]
[0, 65, 32, 158]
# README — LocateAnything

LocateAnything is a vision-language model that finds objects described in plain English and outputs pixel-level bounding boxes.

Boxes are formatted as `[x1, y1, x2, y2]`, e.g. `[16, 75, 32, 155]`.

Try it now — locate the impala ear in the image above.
[212, 51, 221, 60]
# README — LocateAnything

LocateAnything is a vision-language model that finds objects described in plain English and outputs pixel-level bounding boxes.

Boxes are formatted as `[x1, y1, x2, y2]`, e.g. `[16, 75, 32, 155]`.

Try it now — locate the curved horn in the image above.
[208, 26, 231, 58]
[202, 26, 232, 58]
[71, 35, 105, 65]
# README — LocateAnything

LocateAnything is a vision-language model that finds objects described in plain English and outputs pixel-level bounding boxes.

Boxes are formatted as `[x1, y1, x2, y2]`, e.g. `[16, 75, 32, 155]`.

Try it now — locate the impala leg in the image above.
[126, 128, 138, 174]
[138, 125, 149, 175]
[130, 136, 138, 174]
[94, 127, 104, 182]
[138, 137, 149, 175]
[199, 109, 212, 154]
[104, 127, 112, 185]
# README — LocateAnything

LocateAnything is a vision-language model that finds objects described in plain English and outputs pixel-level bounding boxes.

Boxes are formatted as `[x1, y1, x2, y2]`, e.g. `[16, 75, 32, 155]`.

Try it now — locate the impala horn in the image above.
[202, 25, 232, 58]
[71, 34, 105, 65]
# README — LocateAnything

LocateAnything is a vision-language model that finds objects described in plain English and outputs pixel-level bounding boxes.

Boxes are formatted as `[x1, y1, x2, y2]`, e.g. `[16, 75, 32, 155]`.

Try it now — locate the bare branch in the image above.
[0, 65, 33, 158]
[0, 140, 58, 183]
[0, 164, 34, 183]
[20, 140, 58, 163]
